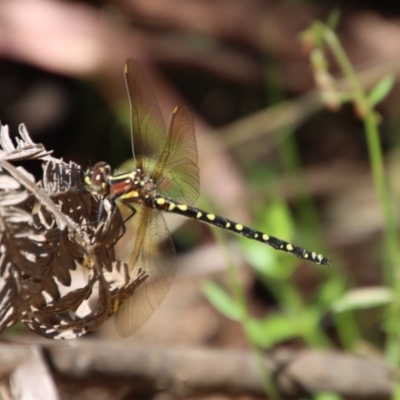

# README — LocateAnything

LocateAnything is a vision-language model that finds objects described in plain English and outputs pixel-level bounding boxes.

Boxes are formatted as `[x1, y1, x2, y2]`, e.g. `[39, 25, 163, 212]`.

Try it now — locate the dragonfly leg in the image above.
[111, 199, 138, 245]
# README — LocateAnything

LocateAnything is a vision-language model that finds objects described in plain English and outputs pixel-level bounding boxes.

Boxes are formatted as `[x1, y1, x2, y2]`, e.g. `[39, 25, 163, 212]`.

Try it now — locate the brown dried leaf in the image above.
[0, 123, 146, 339]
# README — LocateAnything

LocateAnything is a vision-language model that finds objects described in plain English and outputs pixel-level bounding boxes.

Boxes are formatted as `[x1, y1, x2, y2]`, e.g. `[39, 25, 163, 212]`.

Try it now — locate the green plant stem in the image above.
[320, 23, 400, 365]
[323, 26, 399, 268]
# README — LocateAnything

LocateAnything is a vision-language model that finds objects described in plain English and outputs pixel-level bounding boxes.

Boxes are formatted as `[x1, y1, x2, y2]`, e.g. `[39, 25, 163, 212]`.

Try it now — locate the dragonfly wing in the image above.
[153, 104, 200, 206]
[114, 203, 175, 337]
[124, 59, 166, 173]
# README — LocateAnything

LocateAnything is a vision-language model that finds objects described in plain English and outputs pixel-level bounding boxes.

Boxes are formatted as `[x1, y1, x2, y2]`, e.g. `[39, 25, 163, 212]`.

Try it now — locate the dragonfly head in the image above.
[84, 161, 111, 195]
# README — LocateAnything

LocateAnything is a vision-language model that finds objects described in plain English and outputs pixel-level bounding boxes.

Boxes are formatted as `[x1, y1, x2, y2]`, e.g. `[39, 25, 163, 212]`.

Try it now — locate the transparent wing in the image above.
[124, 59, 166, 173]
[152, 104, 200, 206]
[114, 203, 175, 337]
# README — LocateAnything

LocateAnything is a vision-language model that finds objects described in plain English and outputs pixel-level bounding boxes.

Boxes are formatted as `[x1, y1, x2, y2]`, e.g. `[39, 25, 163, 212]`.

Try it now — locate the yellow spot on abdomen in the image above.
[286, 244, 294, 251]
[168, 202, 176, 211]
[178, 204, 188, 211]
[207, 214, 215, 221]
[262, 234, 269, 241]
[196, 211, 202, 219]
[254, 233, 259, 239]
[156, 198, 166, 205]
[235, 224, 243, 231]
[225, 222, 231, 228]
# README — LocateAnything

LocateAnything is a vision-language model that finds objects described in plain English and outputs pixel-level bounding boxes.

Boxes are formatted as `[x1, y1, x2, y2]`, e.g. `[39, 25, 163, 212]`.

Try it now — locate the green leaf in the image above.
[331, 287, 392, 313]
[368, 75, 395, 107]
[202, 281, 244, 321]
[242, 238, 276, 272]
[245, 309, 319, 347]
[245, 315, 299, 347]
[262, 200, 294, 240]
[315, 275, 347, 305]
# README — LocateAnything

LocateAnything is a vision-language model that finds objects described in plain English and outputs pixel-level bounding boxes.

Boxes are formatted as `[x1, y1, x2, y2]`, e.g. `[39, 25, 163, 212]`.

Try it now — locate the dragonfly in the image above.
[85, 59, 329, 337]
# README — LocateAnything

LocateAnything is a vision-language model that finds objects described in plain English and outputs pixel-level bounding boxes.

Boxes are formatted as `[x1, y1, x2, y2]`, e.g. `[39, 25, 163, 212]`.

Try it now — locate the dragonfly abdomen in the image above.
[154, 195, 329, 266]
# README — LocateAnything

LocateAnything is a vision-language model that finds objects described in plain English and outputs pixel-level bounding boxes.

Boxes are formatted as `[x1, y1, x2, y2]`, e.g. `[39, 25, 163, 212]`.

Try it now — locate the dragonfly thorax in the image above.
[116, 168, 157, 205]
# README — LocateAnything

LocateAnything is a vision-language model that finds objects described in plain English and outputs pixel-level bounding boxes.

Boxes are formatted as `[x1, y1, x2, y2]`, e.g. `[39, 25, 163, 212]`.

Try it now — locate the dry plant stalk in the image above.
[0, 124, 147, 339]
